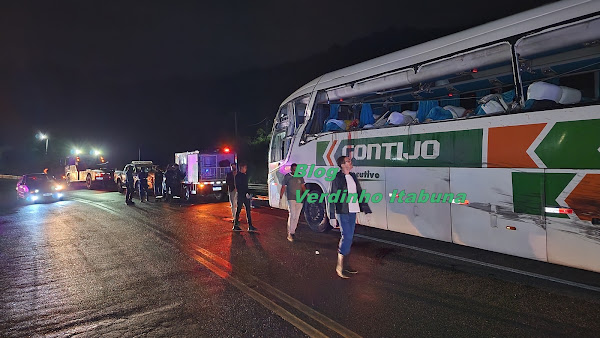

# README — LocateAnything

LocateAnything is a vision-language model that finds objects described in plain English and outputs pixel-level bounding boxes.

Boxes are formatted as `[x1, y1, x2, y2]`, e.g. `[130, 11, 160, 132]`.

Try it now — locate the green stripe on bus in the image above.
[512, 172, 575, 218]
[535, 119, 600, 169]
[316, 141, 329, 165]
[512, 172, 544, 215]
[544, 173, 576, 219]
[316, 129, 482, 167]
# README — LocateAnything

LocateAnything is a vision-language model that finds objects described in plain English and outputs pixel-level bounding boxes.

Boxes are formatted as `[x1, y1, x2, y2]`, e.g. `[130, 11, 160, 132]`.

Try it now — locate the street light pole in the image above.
[37, 133, 48, 155]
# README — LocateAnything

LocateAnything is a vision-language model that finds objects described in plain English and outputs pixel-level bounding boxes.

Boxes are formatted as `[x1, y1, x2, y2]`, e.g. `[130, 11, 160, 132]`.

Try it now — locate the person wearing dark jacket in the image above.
[174, 164, 185, 196]
[164, 165, 175, 201]
[138, 167, 149, 202]
[225, 163, 238, 222]
[154, 167, 164, 199]
[329, 155, 372, 279]
[125, 165, 135, 205]
[233, 162, 256, 232]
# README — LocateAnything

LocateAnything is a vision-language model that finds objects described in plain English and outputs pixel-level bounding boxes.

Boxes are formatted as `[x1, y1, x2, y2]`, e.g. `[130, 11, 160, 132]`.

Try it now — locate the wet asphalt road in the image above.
[1, 181, 600, 337]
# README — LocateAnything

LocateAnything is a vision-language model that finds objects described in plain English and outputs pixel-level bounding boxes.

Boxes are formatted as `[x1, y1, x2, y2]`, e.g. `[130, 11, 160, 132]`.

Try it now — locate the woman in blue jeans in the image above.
[329, 156, 372, 279]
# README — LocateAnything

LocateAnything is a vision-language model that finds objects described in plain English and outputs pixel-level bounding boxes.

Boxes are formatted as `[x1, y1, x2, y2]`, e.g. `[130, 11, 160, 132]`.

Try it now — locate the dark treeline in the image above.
[0, 25, 471, 180]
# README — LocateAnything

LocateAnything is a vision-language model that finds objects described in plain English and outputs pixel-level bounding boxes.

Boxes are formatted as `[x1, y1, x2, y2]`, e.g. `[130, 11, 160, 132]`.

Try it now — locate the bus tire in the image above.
[217, 191, 228, 202]
[183, 185, 191, 202]
[303, 189, 330, 232]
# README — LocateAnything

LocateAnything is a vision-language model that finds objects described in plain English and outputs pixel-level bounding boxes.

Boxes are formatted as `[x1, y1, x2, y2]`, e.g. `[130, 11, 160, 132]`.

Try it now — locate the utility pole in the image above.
[138, 147, 141, 161]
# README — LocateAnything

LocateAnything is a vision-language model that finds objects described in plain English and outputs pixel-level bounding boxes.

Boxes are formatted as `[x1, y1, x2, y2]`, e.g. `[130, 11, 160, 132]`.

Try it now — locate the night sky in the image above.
[0, 0, 556, 173]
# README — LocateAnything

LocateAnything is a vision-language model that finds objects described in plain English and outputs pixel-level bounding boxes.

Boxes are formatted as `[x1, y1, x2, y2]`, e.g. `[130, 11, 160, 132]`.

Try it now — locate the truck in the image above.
[174, 149, 236, 202]
[114, 161, 159, 195]
[65, 155, 114, 190]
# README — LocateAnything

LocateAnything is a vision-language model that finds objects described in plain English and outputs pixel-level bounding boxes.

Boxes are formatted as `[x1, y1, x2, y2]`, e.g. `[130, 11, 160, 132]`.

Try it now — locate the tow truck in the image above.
[175, 148, 235, 202]
[65, 155, 114, 190]
[114, 161, 158, 194]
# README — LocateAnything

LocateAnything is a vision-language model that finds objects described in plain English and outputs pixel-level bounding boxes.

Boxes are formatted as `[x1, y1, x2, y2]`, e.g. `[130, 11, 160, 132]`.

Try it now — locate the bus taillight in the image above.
[545, 207, 573, 214]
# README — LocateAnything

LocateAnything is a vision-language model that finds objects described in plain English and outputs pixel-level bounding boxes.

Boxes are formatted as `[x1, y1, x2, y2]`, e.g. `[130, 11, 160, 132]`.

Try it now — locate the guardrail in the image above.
[0, 174, 19, 180]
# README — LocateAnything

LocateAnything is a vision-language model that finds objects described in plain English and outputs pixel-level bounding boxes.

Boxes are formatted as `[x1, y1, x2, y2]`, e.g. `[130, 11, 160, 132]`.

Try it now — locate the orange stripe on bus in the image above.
[565, 174, 600, 221]
[326, 140, 337, 166]
[488, 124, 546, 168]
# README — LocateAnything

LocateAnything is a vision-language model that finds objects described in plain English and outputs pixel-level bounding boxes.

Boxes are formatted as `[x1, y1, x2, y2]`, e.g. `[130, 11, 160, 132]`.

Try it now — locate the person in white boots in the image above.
[280, 163, 306, 242]
[329, 156, 372, 278]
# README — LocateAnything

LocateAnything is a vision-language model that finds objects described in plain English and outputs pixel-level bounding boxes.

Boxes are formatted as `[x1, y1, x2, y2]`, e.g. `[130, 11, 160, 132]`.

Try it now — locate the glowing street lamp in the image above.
[93, 149, 101, 156]
[37, 133, 48, 155]
[72, 148, 82, 155]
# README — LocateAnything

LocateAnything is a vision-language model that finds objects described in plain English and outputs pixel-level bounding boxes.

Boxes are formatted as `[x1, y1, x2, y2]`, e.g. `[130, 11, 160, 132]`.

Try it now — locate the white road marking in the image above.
[353, 233, 600, 292]
[71, 198, 119, 215]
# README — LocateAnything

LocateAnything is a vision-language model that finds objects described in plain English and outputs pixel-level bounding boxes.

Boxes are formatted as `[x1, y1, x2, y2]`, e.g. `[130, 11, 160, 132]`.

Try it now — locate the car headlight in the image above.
[34, 189, 39, 193]
[54, 185, 64, 191]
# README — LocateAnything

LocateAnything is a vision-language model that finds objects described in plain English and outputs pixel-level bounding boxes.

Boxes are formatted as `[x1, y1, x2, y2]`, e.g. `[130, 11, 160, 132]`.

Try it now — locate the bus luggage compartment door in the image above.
[386, 167, 451, 241]
[450, 168, 547, 261]
[545, 170, 600, 273]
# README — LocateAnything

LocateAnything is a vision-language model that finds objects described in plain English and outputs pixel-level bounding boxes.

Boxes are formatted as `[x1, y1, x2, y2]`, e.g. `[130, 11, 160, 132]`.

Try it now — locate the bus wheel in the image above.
[304, 190, 330, 232]
[86, 174, 93, 190]
[183, 186, 191, 202]
[217, 191, 228, 202]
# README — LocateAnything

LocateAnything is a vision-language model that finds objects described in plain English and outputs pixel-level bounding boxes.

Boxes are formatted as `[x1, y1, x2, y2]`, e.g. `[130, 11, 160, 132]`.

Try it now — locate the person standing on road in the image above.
[329, 155, 372, 279]
[280, 163, 306, 242]
[138, 167, 149, 202]
[233, 162, 257, 232]
[225, 163, 238, 223]
[165, 165, 175, 201]
[174, 164, 185, 196]
[125, 165, 135, 205]
[154, 167, 164, 199]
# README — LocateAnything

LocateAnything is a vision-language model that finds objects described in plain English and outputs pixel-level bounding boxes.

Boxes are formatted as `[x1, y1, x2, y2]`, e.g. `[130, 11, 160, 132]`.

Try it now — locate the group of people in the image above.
[124, 157, 366, 279]
[278, 156, 371, 279]
[124, 164, 184, 205]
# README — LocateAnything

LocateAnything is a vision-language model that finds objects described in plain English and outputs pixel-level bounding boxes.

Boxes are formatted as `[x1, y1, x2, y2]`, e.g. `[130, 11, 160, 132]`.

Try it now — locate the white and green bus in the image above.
[268, 0, 600, 273]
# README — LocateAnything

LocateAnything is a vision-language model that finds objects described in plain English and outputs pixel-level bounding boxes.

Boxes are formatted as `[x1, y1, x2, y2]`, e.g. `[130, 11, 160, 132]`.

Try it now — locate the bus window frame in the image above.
[514, 15, 600, 110]
[270, 93, 313, 161]
[302, 43, 519, 139]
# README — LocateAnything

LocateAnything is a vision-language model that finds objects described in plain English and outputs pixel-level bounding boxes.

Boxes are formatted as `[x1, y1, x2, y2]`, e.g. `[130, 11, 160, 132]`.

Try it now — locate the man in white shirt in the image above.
[280, 163, 306, 242]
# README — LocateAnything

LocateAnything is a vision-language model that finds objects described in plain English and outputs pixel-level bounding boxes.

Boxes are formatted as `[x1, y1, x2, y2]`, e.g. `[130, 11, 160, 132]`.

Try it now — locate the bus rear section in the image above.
[175, 149, 236, 201]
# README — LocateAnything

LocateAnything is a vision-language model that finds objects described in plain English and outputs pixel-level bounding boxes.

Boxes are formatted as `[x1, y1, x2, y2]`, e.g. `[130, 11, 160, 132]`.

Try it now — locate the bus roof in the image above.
[281, 0, 600, 105]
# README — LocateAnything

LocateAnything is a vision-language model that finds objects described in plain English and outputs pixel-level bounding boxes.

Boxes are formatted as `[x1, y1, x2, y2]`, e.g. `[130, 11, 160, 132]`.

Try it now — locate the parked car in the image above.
[64, 155, 114, 190]
[114, 161, 158, 195]
[16, 173, 64, 203]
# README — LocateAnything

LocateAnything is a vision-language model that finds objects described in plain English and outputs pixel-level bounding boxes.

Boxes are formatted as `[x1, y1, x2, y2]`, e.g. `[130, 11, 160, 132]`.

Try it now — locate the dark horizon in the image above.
[0, 0, 558, 174]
